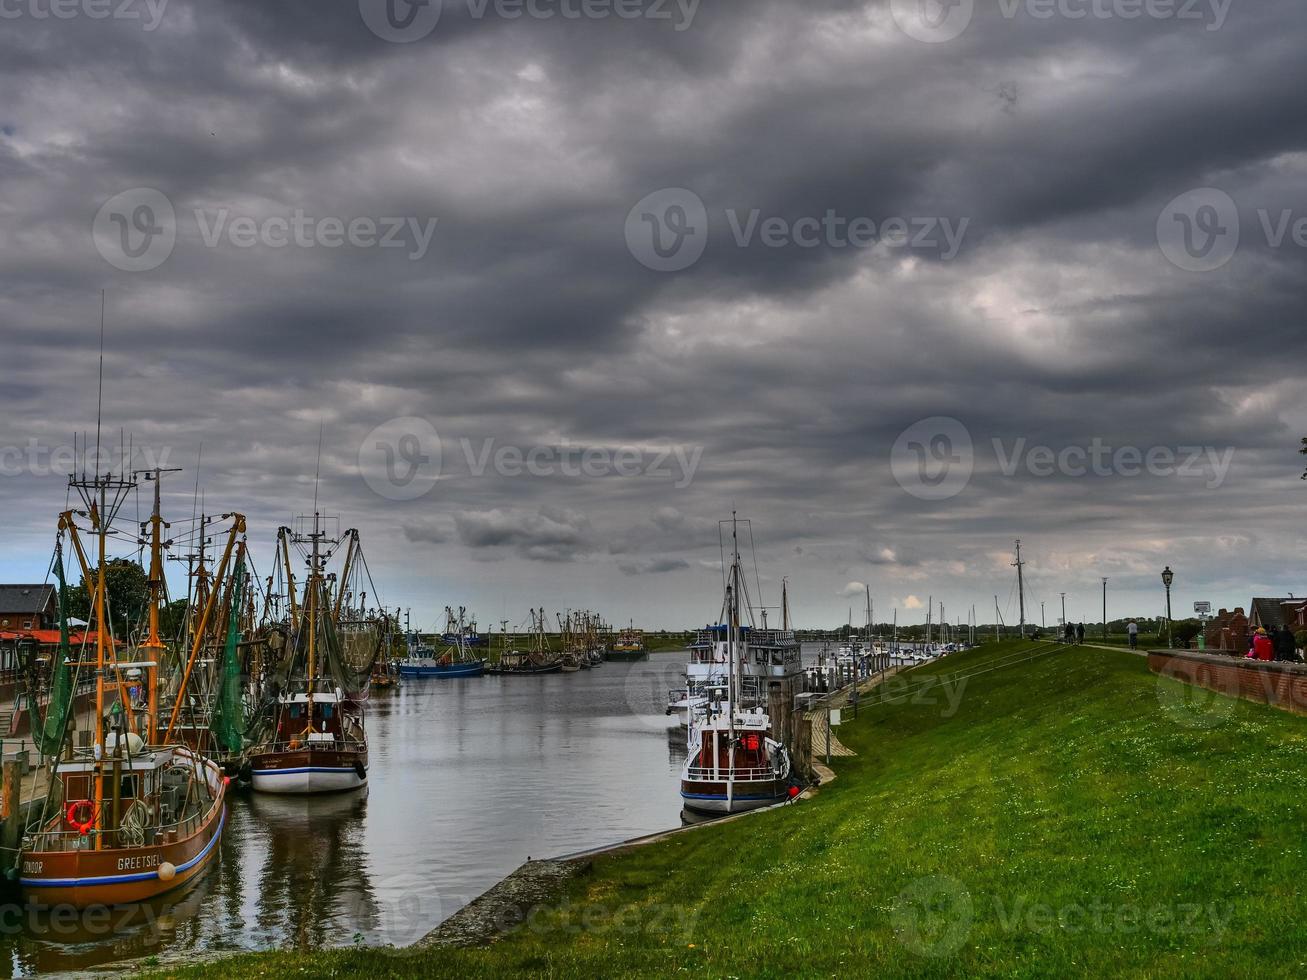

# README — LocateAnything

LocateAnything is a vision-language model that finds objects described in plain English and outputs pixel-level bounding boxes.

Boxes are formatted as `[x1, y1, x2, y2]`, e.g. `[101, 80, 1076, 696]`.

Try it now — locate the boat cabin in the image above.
[44, 747, 206, 848]
[274, 690, 349, 745]
[688, 710, 779, 775]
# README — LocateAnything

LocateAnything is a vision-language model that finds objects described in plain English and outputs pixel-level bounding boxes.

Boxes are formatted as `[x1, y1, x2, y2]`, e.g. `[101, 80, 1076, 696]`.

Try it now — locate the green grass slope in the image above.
[156, 640, 1307, 978]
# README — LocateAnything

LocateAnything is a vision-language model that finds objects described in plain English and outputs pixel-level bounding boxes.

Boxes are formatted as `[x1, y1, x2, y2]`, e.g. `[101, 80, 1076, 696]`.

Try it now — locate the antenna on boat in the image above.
[95, 289, 105, 476]
[312, 423, 324, 516]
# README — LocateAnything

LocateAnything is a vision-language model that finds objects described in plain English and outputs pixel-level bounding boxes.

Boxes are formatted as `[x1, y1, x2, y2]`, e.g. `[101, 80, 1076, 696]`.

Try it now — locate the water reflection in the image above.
[246, 790, 374, 950]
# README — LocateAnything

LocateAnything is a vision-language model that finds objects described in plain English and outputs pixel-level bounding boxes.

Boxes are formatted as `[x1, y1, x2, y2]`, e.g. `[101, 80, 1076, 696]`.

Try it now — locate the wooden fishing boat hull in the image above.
[249, 746, 368, 795]
[398, 660, 485, 678]
[20, 796, 226, 908]
[680, 777, 789, 814]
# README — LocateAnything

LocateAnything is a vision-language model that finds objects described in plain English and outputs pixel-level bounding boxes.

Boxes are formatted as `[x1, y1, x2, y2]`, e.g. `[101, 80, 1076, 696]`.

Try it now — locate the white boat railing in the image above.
[683, 765, 783, 782]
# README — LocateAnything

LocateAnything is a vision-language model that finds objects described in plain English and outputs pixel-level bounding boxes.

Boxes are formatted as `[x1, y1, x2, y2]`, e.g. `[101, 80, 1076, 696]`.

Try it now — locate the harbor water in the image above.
[0, 651, 706, 976]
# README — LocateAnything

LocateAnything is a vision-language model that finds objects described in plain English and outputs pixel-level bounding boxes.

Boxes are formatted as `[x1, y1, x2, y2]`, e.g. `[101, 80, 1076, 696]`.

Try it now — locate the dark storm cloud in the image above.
[2, 0, 1306, 625]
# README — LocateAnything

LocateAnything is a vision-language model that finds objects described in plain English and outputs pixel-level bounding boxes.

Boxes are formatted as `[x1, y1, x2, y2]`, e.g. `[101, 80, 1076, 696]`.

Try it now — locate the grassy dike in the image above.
[152, 640, 1307, 977]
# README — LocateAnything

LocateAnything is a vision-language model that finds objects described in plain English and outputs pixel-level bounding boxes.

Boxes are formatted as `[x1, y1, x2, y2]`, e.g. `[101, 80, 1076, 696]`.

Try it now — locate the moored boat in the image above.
[607, 622, 648, 661]
[679, 514, 796, 815]
[485, 609, 563, 674]
[247, 517, 382, 795]
[21, 744, 227, 906]
[20, 466, 233, 907]
[248, 688, 369, 794]
[399, 606, 486, 678]
[681, 707, 791, 814]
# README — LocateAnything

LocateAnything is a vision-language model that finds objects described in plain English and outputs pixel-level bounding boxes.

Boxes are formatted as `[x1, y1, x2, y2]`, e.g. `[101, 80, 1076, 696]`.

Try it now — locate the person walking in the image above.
[1127, 620, 1139, 650]
[1076, 622, 1086, 645]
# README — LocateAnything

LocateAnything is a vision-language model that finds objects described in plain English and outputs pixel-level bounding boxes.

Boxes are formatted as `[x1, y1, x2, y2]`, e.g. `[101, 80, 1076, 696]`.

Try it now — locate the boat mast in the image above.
[727, 512, 742, 813]
[140, 466, 180, 744]
[781, 578, 790, 632]
[307, 511, 322, 724]
[280, 527, 299, 624]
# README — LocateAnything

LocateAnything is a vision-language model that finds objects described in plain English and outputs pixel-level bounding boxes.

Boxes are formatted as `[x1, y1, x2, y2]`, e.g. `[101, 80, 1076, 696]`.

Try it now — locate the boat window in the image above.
[100, 774, 139, 800]
[289, 704, 301, 719]
[65, 774, 90, 800]
[322, 704, 334, 719]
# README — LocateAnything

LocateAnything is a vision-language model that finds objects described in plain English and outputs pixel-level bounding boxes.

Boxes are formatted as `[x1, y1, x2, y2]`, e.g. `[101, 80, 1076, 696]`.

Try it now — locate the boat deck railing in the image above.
[256, 734, 363, 754]
[25, 799, 216, 853]
[683, 764, 782, 782]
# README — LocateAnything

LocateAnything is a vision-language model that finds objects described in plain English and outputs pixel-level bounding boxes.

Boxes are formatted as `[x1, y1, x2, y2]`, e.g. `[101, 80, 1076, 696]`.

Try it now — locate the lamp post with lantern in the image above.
[1162, 566, 1175, 648]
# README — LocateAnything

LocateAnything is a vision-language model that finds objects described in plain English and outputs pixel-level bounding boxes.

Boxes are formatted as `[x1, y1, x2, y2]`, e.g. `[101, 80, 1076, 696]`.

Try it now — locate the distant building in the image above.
[0, 584, 56, 631]
[1204, 607, 1249, 653]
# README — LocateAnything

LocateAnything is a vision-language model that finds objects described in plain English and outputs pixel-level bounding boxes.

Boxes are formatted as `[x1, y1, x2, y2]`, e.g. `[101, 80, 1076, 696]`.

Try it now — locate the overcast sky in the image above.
[1, 0, 1304, 631]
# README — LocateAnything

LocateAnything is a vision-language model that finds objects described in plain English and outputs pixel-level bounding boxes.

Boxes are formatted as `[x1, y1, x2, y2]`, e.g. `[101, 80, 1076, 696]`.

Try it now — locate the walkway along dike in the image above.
[1148, 648, 1307, 715]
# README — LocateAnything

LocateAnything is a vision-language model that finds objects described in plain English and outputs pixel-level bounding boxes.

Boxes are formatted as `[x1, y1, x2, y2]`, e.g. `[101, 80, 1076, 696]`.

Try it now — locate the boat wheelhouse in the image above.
[670, 623, 803, 728]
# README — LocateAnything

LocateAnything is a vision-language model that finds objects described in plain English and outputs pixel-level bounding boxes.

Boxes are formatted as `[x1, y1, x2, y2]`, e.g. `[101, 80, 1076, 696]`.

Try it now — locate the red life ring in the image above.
[66, 799, 96, 835]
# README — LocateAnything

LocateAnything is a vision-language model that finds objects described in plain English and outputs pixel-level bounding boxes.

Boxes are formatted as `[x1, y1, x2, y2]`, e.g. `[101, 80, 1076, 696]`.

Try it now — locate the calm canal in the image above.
[2, 651, 706, 975]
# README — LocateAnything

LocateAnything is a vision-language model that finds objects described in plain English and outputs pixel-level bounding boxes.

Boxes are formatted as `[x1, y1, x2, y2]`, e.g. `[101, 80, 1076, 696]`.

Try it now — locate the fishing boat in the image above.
[247, 518, 383, 794]
[398, 607, 486, 678]
[580, 612, 605, 668]
[19, 466, 231, 907]
[485, 609, 562, 675]
[556, 610, 589, 672]
[607, 622, 648, 662]
[680, 515, 795, 815]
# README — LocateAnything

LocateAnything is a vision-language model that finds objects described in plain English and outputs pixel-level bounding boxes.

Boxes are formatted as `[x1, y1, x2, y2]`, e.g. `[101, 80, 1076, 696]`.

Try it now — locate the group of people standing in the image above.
[1244, 625, 1301, 663]
[1063, 622, 1086, 645]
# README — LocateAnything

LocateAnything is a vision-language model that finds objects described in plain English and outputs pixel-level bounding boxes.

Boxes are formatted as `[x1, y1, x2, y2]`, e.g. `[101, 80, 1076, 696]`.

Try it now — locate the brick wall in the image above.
[1148, 649, 1307, 715]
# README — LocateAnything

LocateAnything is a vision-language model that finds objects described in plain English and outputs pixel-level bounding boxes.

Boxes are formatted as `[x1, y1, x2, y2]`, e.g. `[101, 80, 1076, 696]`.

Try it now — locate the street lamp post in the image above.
[1161, 566, 1174, 648]
[1102, 577, 1108, 641]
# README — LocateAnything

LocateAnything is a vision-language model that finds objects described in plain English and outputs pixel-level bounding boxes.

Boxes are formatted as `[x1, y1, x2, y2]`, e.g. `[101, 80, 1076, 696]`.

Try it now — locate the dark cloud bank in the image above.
[1, 0, 1305, 628]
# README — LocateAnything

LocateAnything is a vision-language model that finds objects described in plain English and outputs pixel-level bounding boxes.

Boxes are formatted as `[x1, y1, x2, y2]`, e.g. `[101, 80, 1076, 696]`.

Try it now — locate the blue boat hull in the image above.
[398, 660, 486, 678]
